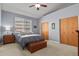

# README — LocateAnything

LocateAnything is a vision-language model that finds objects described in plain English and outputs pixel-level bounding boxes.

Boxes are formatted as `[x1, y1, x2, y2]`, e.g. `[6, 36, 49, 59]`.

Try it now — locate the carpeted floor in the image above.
[0, 40, 78, 56]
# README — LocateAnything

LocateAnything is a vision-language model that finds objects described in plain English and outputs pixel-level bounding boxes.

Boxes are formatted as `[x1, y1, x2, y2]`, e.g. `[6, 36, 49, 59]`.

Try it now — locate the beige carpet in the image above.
[0, 40, 78, 56]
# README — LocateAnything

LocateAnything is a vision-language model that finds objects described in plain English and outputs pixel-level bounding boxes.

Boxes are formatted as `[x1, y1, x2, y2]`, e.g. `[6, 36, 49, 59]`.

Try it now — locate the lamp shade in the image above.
[5, 26, 11, 31]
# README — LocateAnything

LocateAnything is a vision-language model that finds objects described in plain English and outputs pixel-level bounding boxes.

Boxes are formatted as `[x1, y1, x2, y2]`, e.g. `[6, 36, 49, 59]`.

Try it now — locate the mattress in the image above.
[16, 34, 42, 49]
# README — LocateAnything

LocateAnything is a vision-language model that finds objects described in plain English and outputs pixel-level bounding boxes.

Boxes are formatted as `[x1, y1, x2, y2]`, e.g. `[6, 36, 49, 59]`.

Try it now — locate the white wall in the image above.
[0, 4, 1, 27]
[40, 4, 79, 43]
[0, 4, 1, 38]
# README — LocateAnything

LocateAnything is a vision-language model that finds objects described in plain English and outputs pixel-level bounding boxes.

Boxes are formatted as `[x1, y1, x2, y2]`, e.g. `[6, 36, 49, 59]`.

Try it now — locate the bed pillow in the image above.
[20, 32, 33, 35]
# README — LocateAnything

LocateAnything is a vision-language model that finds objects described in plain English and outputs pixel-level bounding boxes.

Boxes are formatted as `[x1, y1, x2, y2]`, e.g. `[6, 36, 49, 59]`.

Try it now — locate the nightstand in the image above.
[3, 35, 15, 44]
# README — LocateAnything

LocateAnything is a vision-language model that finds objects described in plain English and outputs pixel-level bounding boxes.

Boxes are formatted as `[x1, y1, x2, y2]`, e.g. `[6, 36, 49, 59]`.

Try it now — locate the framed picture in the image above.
[34, 25, 37, 28]
[51, 23, 55, 29]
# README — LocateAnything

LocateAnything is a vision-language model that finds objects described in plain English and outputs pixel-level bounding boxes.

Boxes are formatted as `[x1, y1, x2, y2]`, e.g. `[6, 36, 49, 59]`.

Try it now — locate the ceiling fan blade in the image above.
[40, 4, 47, 7]
[29, 5, 35, 7]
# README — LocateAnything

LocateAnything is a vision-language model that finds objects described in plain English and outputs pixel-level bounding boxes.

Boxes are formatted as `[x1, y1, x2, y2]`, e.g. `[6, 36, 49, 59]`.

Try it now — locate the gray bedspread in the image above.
[15, 33, 42, 49]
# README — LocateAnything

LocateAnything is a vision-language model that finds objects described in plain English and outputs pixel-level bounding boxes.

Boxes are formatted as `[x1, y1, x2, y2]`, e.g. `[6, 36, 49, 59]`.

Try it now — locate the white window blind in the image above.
[15, 17, 32, 34]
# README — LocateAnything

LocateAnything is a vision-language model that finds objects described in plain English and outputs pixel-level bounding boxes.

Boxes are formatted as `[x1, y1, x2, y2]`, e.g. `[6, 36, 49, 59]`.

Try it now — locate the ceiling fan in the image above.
[29, 3, 47, 10]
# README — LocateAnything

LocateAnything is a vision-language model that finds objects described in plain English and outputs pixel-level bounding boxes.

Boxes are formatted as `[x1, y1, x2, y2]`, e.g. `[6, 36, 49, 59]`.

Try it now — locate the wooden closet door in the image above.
[41, 22, 48, 40]
[68, 16, 78, 46]
[60, 19, 68, 44]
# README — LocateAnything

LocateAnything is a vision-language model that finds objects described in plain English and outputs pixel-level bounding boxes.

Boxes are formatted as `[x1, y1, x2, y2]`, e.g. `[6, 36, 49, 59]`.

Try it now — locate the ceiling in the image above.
[1, 3, 76, 19]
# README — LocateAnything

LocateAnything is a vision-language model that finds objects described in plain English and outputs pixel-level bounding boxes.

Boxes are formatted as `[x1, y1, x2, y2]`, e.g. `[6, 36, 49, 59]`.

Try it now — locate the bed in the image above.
[0, 36, 2, 44]
[15, 33, 42, 49]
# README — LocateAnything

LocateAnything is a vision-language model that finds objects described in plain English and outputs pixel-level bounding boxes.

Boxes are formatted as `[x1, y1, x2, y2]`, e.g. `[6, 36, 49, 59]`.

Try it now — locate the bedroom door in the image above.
[41, 22, 48, 40]
[60, 16, 78, 47]
[68, 16, 78, 46]
[60, 18, 68, 44]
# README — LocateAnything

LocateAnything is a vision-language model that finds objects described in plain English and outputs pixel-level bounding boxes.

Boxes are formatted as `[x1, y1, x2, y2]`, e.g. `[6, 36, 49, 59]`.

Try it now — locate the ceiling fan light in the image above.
[35, 4, 40, 8]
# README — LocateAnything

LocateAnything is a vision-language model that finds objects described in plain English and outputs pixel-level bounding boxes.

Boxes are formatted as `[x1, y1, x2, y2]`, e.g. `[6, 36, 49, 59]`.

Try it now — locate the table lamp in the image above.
[5, 26, 11, 34]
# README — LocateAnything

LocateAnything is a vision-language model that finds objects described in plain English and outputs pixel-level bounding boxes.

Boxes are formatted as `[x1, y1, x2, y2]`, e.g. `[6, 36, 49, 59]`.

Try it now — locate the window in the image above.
[15, 17, 32, 34]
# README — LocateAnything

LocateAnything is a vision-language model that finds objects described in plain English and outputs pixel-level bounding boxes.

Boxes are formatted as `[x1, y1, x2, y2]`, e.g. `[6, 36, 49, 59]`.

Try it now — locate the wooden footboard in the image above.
[27, 40, 47, 53]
